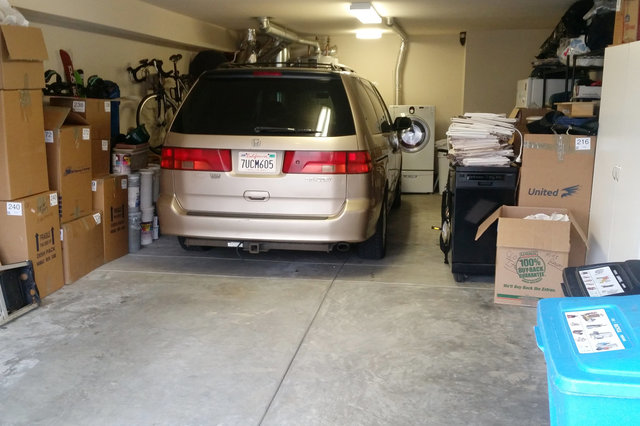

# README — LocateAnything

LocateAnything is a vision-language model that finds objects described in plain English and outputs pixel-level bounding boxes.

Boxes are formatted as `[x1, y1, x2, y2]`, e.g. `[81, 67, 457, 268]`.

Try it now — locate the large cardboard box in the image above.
[0, 90, 49, 200]
[43, 106, 92, 223]
[91, 138, 111, 178]
[518, 133, 596, 265]
[49, 97, 112, 140]
[92, 175, 128, 262]
[61, 212, 104, 284]
[476, 206, 587, 307]
[0, 25, 47, 89]
[0, 191, 64, 298]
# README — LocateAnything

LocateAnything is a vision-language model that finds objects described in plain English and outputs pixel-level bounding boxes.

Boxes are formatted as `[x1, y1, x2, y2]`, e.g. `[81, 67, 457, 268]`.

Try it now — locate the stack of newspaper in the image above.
[446, 113, 517, 167]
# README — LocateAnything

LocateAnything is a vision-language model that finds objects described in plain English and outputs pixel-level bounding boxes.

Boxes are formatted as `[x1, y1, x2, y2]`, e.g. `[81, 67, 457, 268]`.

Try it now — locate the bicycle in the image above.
[127, 55, 190, 153]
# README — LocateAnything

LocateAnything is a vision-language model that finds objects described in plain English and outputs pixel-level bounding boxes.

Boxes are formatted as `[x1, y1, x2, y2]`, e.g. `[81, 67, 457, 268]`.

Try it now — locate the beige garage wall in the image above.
[332, 28, 550, 140]
[463, 29, 550, 115]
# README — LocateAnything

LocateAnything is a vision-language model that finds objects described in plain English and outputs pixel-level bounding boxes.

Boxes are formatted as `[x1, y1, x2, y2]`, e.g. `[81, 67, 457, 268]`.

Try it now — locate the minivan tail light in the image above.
[282, 151, 371, 174]
[161, 147, 232, 171]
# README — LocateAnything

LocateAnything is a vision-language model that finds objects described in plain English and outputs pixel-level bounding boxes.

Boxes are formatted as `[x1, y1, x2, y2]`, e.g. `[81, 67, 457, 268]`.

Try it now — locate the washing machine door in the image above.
[399, 115, 431, 153]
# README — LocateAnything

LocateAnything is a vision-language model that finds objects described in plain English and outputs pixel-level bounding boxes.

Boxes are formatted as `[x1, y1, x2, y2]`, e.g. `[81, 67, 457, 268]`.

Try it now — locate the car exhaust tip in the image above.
[335, 242, 351, 252]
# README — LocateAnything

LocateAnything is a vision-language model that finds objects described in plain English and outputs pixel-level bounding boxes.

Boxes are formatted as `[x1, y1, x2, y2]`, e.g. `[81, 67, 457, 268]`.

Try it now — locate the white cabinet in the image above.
[587, 41, 640, 263]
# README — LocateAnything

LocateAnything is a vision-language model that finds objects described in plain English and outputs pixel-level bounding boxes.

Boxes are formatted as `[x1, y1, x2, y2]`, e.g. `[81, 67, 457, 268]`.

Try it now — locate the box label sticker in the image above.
[50, 193, 58, 206]
[93, 212, 101, 225]
[72, 100, 86, 113]
[44, 130, 54, 143]
[575, 137, 591, 151]
[104, 101, 111, 113]
[566, 309, 626, 354]
[60, 228, 64, 242]
[122, 179, 128, 189]
[578, 266, 625, 297]
[91, 180, 97, 192]
[6, 202, 22, 216]
[82, 128, 90, 140]
[102, 140, 109, 151]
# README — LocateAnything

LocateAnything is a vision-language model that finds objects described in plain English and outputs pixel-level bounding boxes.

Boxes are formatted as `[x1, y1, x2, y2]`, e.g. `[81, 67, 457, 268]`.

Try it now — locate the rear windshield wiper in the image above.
[254, 126, 320, 134]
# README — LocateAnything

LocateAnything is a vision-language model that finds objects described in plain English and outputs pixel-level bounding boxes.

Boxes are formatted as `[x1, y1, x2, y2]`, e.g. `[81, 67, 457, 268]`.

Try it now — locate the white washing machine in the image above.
[389, 105, 435, 193]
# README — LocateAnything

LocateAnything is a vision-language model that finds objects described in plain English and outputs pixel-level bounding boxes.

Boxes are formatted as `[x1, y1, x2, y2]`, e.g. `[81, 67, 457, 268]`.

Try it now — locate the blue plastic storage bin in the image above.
[535, 295, 640, 425]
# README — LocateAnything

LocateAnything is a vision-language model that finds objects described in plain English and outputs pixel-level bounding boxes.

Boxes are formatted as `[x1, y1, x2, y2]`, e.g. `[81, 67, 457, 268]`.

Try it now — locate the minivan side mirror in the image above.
[393, 116, 412, 131]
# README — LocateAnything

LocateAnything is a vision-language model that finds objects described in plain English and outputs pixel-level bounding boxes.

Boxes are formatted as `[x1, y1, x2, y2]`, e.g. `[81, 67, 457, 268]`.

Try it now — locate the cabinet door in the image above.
[587, 43, 630, 263]
[608, 42, 640, 261]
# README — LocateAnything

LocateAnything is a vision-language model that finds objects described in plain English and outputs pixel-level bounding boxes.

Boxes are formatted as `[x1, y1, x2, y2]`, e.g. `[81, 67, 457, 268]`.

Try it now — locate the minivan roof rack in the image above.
[219, 61, 355, 73]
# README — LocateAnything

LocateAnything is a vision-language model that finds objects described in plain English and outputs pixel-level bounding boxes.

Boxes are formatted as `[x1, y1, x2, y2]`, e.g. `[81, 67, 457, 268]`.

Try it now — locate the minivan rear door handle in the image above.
[244, 190, 270, 201]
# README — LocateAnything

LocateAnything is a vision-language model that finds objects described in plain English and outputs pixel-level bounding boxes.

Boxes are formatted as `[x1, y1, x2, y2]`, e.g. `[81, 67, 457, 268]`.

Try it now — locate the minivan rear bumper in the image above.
[156, 194, 374, 243]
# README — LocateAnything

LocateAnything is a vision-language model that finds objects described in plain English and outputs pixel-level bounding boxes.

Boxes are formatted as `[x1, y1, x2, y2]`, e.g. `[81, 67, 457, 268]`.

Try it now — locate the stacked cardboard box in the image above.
[49, 96, 112, 178]
[518, 133, 596, 267]
[0, 25, 65, 298]
[92, 174, 128, 263]
[42, 105, 107, 283]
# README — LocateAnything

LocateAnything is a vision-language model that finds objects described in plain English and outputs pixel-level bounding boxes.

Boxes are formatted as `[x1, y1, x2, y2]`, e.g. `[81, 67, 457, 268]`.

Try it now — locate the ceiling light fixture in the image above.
[356, 29, 383, 39]
[349, 2, 382, 24]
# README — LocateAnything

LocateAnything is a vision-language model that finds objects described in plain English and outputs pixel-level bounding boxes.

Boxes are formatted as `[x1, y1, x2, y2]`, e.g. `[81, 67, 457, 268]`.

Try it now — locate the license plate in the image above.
[238, 151, 278, 174]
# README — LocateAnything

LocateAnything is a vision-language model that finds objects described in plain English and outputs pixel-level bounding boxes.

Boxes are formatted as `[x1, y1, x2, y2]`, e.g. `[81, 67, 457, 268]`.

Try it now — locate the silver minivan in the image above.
[157, 64, 419, 258]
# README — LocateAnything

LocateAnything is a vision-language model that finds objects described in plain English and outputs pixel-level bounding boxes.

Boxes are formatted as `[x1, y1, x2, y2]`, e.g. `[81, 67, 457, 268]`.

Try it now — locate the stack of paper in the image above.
[446, 113, 517, 167]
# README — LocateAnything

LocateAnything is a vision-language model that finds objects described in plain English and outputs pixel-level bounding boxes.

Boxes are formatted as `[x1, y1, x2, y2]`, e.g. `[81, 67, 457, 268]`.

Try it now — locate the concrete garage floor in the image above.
[1, 194, 549, 425]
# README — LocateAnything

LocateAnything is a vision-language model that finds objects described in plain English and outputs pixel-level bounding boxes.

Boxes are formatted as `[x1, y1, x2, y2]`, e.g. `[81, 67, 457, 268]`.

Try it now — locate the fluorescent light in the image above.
[350, 2, 382, 24]
[356, 29, 383, 39]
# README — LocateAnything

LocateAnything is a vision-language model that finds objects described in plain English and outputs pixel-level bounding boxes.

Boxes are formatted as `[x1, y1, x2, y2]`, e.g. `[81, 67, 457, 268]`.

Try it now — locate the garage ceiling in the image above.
[140, 0, 578, 36]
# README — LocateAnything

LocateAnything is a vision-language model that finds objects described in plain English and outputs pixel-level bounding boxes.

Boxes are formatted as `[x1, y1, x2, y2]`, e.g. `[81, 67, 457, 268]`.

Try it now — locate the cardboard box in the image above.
[0, 25, 47, 89]
[476, 206, 587, 307]
[43, 105, 92, 222]
[508, 107, 552, 157]
[555, 102, 598, 118]
[49, 97, 112, 140]
[0, 90, 49, 200]
[0, 191, 64, 298]
[61, 212, 104, 284]
[518, 133, 596, 265]
[92, 175, 128, 262]
[573, 85, 602, 100]
[623, 0, 640, 43]
[92, 138, 111, 178]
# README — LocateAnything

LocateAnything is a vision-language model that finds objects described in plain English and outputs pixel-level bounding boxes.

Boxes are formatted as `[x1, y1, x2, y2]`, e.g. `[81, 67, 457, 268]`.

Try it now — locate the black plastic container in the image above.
[562, 260, 640, 297]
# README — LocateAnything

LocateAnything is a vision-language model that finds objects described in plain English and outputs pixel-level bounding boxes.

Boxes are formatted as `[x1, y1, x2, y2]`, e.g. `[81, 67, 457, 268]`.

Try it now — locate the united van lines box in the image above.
[0, 25, 47, 89]
[518, 134, 596, 266]
[92, 175, 128, 262]
[0, 191, 64, 298]
[43, 106, 92, 223]
[0, 90, 49, 200]
[49, 97, 112, 140]
[476, 206, 587, 307]
[61, 212, 104, 284]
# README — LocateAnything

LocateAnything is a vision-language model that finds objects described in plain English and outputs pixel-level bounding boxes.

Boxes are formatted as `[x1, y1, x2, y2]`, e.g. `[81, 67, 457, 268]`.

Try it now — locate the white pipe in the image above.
[385, 17, 408, 105]
[257, 17, 320, 53]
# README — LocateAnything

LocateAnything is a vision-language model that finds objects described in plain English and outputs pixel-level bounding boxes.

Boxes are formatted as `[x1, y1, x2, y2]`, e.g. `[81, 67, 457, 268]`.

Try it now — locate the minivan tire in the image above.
[357, 199, 387, 259]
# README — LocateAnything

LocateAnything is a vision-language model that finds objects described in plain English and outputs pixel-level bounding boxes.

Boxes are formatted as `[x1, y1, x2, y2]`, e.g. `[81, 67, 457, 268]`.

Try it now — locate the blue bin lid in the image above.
[535, 295, 640, 398]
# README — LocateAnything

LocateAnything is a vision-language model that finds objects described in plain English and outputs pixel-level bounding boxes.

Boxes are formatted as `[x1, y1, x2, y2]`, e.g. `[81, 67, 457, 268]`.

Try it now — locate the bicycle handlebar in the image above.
[127, 58, 173, 83]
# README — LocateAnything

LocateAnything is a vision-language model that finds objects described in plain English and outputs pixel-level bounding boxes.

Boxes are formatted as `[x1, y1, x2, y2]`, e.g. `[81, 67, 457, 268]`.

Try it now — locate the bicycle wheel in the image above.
[136, 93, 178, 153]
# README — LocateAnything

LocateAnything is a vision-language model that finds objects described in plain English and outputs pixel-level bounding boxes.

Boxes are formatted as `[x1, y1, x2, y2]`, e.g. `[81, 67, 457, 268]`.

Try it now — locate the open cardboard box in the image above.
[476, 206, 587, 307]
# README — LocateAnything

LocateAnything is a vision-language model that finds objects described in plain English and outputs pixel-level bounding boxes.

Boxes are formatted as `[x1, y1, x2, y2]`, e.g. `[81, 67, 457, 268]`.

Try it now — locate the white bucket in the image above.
[139, 169, 154, 209]
[147, 163, 161, 203]
[112, 151, 131, 175]
[141, 221, 153, 246]
[128, 211, 142, 252]
[128, 172, 140, 212]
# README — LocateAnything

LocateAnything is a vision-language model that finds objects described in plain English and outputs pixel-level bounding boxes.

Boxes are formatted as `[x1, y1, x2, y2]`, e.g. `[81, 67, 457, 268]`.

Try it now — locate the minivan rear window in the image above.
[171, 73, 356, 137]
